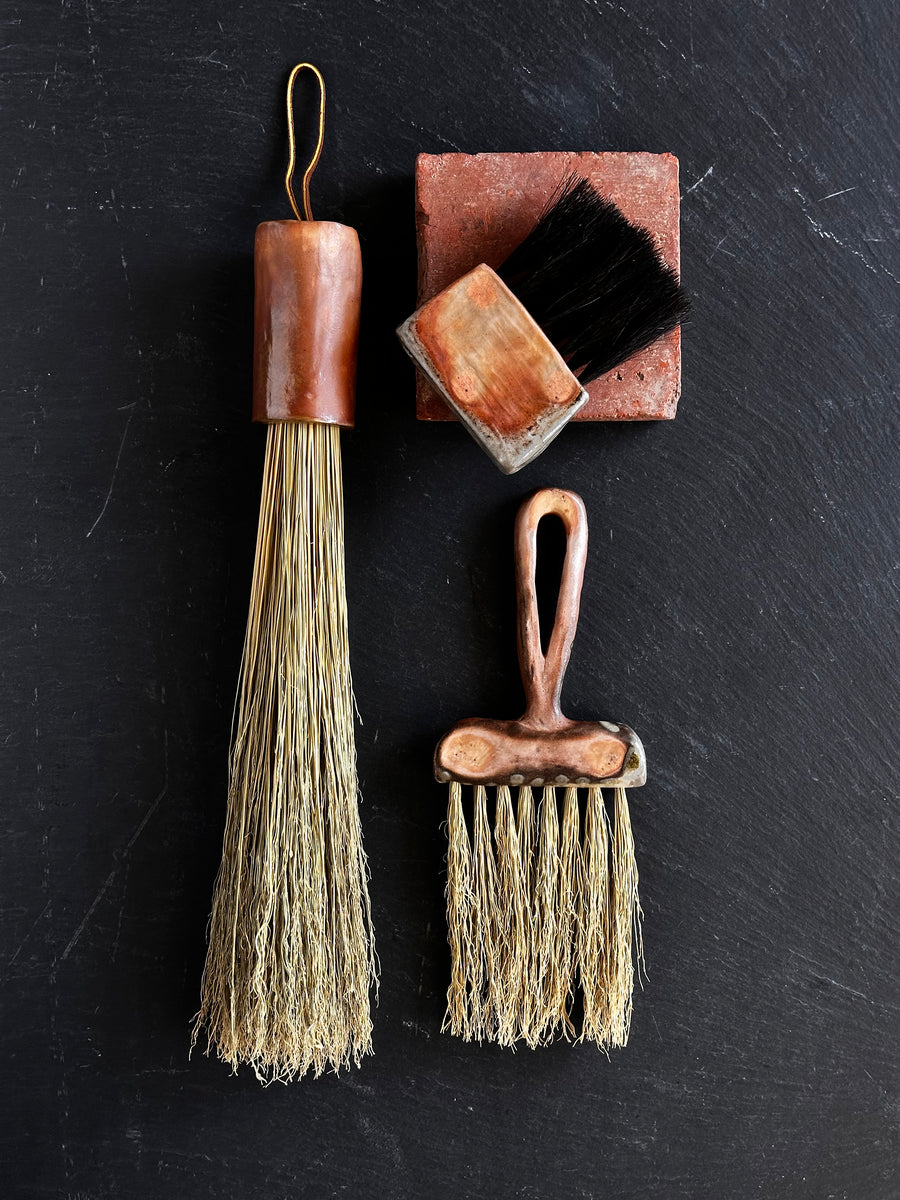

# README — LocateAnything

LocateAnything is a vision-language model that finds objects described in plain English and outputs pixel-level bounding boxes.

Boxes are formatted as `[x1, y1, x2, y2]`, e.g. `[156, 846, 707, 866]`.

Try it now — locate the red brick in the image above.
[414, 151, 682, 422]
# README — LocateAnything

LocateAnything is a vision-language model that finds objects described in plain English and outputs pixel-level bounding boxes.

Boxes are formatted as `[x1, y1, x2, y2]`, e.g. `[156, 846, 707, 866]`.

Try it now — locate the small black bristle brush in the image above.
[397, 172, 689, 472]
[498, 174, 689, 384]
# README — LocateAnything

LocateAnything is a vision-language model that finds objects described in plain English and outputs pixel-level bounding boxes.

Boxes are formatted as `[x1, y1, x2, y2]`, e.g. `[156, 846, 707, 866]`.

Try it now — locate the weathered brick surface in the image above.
[414, 151, 682, 421]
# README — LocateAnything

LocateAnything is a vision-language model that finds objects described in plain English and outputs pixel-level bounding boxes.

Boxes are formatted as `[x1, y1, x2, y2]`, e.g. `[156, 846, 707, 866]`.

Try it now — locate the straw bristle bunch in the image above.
[443, 782, 642, 1048]
[192, 421, 376, 1083]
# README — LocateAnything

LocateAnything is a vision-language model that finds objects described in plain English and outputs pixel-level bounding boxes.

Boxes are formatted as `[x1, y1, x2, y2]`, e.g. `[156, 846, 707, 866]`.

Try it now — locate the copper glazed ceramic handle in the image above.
[515, 488, 588, 733]
[434, 486, 645, 788]
[253, 220, 361, 426]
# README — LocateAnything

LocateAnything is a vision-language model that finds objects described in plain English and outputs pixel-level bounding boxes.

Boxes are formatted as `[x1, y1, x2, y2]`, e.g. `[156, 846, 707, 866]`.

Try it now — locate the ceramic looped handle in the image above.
[434, 485, 645, 788]
[515, 488, 588, 732]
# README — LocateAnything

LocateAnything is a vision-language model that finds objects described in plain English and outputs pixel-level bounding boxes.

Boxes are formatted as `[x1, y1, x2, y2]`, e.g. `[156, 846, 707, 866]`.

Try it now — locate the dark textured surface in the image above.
[2, 1, 898, 1197]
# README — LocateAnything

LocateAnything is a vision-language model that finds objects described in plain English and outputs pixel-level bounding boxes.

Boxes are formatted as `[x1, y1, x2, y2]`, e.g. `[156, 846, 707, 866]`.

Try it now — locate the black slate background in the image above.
[3, 1, 898, 1197]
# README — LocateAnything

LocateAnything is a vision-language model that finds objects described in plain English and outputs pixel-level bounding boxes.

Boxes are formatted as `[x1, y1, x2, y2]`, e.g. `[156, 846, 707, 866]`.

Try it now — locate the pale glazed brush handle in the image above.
[514, 488, 588, 733]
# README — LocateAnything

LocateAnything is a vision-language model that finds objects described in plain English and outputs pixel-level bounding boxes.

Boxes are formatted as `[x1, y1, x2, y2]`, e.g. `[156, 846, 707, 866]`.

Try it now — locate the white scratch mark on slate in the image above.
[85, 404, 135, 538]
[749, 104, 781, 141]
[793, 187, 899, 285]
[57, 735, 168, 962]
[8, 898, 52, 965]
[685, 165, 714, 195]
[708, 235, 736, 260]
[818, 186, 858, 202]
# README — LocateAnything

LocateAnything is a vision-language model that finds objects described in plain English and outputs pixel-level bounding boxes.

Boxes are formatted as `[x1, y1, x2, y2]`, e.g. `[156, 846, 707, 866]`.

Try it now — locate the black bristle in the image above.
[497, 174, 689, 384]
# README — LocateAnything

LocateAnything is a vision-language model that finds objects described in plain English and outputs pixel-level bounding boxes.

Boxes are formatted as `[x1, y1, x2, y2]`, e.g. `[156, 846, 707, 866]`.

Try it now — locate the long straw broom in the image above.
[192, 64, 376, 1082]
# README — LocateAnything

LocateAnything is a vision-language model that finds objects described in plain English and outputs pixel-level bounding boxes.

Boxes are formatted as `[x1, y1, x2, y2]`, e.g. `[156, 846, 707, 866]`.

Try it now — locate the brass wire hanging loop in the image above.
[285, 62, 326, 222]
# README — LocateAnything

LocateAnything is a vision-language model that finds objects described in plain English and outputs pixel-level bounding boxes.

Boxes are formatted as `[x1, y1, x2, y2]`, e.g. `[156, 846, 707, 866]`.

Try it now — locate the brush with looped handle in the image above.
[437, 487, 644, 1048]
[192, 64, 376, 1084]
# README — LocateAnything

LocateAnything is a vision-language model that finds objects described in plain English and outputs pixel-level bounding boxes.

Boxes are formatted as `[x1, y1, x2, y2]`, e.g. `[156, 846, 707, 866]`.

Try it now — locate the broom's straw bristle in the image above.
[443, 782, 642, 1049]
[532, 787, 561, 1044]
[443, 781, 474, 1039]
[192, 421, 376, 1083]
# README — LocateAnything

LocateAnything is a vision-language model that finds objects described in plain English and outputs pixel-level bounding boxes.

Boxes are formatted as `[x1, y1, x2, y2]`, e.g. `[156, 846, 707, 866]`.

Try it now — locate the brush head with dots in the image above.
[434, 716, 646, 789]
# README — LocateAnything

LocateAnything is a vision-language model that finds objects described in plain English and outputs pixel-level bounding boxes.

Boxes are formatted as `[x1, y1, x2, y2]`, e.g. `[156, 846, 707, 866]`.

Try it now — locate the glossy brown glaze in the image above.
[397, 265, 586, 473]
[434, 488, 646, 788]
[252, 220, 361, 426]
